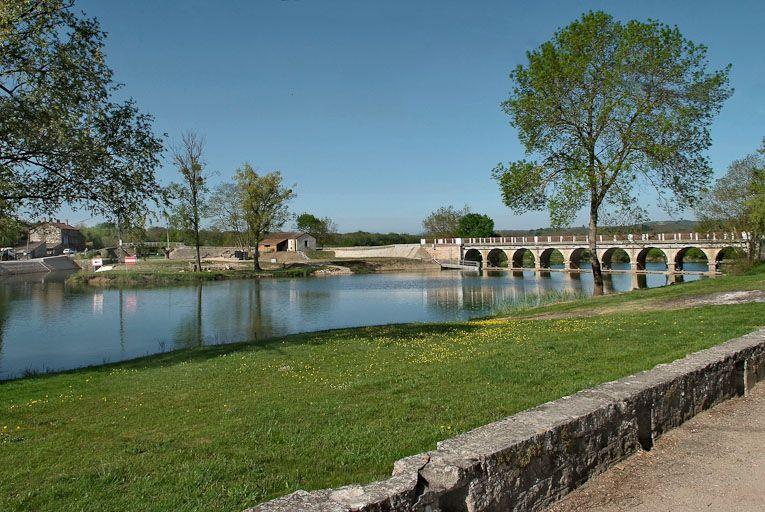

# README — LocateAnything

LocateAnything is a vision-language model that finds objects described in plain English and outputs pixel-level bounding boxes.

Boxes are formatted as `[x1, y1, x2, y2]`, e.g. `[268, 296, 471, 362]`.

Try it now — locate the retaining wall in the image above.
[0, 255, 80, 275]
[169, 246, 241, 260]
[247, 328, 765, 512]
[328, 244, 431, 260]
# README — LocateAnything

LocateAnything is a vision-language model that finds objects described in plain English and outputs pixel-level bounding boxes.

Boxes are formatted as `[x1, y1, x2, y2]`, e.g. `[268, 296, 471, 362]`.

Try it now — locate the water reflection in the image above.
[0, 264, 707, 380]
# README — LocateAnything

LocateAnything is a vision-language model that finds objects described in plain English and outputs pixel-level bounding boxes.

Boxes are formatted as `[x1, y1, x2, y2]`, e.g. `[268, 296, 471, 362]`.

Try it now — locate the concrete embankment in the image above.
[327, 244, 432, 260]
[248, 328, 765, 512]
[0, 255, 80, 275]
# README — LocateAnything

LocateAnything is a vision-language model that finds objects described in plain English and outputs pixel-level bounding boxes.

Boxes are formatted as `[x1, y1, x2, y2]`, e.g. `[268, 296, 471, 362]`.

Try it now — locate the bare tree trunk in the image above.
[589, 201, 604, 296]
[173, 130, 206, 272]
[116, 219, 125, 264]
[192, 194, 202, 272]
[194, 234, 201, 271]
[253, 244, 261, 271]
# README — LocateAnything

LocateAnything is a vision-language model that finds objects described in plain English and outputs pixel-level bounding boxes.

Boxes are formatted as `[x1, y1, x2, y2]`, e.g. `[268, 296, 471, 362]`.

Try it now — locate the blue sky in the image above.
[68, 0, 765, 232]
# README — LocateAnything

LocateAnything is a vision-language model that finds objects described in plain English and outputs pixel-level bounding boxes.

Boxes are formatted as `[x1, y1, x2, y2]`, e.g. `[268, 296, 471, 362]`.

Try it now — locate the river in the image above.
[0, 262, 708, 380]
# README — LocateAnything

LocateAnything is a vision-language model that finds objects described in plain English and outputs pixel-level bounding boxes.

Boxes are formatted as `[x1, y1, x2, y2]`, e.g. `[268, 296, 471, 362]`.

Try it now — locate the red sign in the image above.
[124, 255, 137, 265]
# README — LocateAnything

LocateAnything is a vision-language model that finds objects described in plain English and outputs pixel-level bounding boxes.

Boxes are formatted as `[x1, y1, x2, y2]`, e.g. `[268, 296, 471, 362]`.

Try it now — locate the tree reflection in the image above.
[173, 284, 204, 349]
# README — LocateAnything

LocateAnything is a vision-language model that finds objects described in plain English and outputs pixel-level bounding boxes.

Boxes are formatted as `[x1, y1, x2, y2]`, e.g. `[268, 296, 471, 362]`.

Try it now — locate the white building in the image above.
[258, 232, 316, 253]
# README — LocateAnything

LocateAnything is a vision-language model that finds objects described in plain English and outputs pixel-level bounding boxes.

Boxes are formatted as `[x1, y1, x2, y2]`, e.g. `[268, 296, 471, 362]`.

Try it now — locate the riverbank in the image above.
[65, 256, 437, 287]
[66, 264, 325, 288]
[2, 267, 764, 511]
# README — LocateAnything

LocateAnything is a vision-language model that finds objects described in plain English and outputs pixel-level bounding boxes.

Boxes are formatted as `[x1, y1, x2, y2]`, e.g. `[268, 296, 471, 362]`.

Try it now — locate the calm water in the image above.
[0, 262, 707, 380]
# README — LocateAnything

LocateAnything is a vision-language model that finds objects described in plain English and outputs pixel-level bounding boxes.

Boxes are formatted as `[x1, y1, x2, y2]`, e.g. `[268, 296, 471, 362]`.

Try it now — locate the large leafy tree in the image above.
[236, 164, 295, 270]
[696, 140, 765, 260]
[457, 213, 495, 238]
[0, 1, 164, 220]
[422, 205, 470, 238]
[493, 11, 731, 293]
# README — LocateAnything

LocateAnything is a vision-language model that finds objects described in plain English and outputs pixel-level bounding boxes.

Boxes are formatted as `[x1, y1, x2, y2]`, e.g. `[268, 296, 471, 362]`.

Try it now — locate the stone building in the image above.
[29, 221, 86, 255]
[258, 232, 316, 253]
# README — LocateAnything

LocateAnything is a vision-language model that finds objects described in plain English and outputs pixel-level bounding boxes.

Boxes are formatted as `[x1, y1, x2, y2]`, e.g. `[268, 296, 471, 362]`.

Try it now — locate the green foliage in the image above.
[457, 213, 495, 238]
[0, 0, 164, 218]
[696, 139, 765, 259]
[493, 10, 732, 287]
[0, 210, 25, 247]
[330, 231, 421, 247]
[295, 213, 337, 246]
[495, 11, 731, 224]
[79, 221, 147, 251]
[235, 163, 295, 269]
[79, 223, 117, 249]
[422, 205, 470, 238]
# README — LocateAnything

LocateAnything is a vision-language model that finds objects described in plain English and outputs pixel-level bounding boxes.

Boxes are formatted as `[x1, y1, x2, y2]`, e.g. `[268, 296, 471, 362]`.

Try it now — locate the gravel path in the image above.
[549, 383, 765, 512]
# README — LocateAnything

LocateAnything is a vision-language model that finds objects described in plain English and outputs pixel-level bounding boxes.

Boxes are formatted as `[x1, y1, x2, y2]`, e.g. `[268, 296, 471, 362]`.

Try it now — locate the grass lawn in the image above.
[2, 269, 765, 511]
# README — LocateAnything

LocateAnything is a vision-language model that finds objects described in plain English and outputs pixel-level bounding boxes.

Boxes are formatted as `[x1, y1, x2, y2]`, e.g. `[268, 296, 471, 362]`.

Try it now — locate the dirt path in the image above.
[549, 383, 765, 512]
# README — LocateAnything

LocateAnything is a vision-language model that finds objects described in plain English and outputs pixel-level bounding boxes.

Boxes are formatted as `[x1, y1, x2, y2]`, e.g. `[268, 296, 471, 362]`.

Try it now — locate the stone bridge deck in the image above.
[422, 232, 747, 273]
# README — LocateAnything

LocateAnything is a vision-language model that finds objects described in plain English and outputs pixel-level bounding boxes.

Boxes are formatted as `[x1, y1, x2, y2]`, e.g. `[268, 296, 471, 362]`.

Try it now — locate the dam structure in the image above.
[422, 231, 748, 274]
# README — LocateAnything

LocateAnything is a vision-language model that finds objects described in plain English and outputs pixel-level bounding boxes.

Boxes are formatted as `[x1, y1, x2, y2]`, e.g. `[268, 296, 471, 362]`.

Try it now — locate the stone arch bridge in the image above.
[422, 232, 747, 274]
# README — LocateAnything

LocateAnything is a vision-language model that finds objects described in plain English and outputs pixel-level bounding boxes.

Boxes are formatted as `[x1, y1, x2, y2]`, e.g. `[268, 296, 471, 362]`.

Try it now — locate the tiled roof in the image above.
[38, 222, 80, 231]
[260, 232, 308, 244]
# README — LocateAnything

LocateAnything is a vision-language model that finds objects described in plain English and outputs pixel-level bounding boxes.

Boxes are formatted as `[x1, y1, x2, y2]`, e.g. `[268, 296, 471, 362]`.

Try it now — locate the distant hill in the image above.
[496, 219, 699, 237]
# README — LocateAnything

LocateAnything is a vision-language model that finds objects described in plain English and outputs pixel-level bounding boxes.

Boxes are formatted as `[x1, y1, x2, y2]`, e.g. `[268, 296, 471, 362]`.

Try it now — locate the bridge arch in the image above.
[600, 247, 631, 270]
[511, 248, 536, 269]
[539, 248, 565, 269]
[463, 248, 482, 264]
[636, 247, 668, 271]
[712, 246, 741, 271]
[568, 247, 591, 269]
[486, 248, 508, 267]
[674, 246, 709, 272]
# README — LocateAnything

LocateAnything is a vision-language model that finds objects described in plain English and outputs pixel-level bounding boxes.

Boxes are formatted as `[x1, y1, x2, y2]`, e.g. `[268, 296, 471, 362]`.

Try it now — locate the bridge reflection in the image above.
[421, 264, 689, 311]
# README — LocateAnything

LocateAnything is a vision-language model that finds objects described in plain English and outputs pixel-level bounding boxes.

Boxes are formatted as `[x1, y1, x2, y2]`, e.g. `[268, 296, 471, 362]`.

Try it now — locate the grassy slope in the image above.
[2, 271, 765, 511]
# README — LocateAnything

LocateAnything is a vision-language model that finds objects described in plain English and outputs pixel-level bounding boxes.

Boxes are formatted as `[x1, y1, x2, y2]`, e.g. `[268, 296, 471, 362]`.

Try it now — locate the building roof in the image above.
[36, 221, 80, 231]
[260, 231, 310, 244]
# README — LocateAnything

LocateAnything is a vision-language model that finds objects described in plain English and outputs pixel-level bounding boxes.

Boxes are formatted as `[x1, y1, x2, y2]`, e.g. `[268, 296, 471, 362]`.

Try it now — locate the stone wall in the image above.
[247, 328, 765, 512]
[169, 246, 243, 260]
[421, 244, 462, 262]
